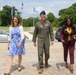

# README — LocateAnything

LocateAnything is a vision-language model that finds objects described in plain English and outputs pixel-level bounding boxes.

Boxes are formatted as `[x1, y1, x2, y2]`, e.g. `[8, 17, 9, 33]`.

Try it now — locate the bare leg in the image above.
[7, 56, 14, 73]
[70, 64, 74, 73]
[65, 62, 68, 68]
[18, 55, 22, 70]
[70, 64, 74, 70]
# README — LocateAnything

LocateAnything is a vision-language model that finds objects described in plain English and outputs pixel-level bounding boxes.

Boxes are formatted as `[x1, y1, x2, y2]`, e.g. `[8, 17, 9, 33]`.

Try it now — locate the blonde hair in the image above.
[11, 16, 20, 27]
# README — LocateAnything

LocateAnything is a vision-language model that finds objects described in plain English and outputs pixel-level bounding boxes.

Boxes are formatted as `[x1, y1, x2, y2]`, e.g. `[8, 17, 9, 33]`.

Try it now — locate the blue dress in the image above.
[9, 27, 25, 56]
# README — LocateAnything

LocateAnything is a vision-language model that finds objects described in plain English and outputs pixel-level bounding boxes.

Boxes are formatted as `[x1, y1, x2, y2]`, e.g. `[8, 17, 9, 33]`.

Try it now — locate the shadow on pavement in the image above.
[10, 64, 25, 73]
[56, 62, 73, 73]
[32, 63, 51, 70]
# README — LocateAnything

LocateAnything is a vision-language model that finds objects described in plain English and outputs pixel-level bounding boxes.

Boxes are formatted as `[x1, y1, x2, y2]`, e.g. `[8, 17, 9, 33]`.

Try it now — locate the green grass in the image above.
[0, 26, 9, 30]
[0, 26, 57, 39]
[0, 26, 31, 31]
[0, 26, 58, 32]
[23, 27, 31, 31]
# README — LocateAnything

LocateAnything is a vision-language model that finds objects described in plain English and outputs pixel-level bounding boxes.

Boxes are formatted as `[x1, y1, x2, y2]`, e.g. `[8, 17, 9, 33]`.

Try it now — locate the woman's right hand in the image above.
[8, 45, 10, 50]
[61, 39, 65, 43]
[8, 41, 10, 50]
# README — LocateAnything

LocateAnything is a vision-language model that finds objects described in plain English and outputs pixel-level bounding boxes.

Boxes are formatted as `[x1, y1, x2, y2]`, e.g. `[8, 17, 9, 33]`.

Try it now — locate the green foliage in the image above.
[23, 17, 39, 27]
[52, 18, 59, 27]
[0, 5, 21, 26]
[59, 3, 76, 26]
[47, 12, 55, 23]
[0, 3, 76, 27]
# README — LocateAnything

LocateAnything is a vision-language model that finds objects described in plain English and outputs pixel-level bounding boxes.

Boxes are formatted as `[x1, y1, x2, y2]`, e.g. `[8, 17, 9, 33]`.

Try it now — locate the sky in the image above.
[0, 0, 76, 19]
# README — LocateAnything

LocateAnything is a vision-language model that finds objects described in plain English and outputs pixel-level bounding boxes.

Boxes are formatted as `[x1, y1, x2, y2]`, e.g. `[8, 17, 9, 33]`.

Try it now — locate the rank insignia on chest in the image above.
[45, 24, 48, 26]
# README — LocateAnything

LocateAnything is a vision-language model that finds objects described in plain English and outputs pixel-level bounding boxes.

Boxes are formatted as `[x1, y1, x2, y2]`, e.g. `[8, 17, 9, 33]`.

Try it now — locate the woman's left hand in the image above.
[50, 41, 54, 45]
[18, 42, 21, 48]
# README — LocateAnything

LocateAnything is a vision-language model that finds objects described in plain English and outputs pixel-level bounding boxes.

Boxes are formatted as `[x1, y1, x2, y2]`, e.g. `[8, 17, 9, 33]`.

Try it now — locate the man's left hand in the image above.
[50, 41, 54, 45]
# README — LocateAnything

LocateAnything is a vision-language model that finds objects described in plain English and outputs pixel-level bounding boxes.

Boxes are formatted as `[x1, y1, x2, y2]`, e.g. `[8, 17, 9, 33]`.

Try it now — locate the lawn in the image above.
[0, 26, 9, 30]
[0, 26, 57, 38]
[0, 26, 31, 31]
[0, 26, 58, 31]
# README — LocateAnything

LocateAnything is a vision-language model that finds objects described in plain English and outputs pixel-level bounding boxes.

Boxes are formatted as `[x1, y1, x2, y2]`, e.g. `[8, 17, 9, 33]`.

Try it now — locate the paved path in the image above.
[0, 42, 76, 75]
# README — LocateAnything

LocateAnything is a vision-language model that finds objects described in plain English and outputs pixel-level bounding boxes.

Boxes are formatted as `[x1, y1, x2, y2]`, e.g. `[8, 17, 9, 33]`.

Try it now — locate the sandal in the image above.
[4, 73, 10, 75]
[18, 67, 21, 71]
[70, 70, 74, 73]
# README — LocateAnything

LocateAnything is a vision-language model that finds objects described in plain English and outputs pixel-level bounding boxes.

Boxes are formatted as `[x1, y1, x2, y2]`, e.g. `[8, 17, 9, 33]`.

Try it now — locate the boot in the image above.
[38, 68, 43, 74]
[45, 60, 48, 67]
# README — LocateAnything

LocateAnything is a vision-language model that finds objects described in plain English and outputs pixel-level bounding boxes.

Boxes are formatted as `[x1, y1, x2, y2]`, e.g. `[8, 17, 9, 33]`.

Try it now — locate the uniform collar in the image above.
[40, 20, 47, 24]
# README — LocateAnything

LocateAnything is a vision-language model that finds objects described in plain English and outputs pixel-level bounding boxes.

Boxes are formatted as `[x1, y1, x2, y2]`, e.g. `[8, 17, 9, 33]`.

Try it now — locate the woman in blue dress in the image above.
[4, 16, 25, 75]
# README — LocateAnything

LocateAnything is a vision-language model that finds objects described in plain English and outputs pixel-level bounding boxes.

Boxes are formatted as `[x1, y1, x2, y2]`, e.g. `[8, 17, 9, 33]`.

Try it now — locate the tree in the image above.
[0, 5, 21, 26]
[23, 17, 39, 27]
[59, 3, 76, 26]
[52, 18, 59, 27]
[47, 12, 55, 23]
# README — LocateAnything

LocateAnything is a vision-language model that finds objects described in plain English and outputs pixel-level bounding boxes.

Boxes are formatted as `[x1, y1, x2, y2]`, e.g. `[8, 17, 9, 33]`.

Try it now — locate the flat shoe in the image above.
[70, 70, 74, 73]
[18, 67, 21, 71]
[65, 63, 68, 68]
[4, 73, 10, 75]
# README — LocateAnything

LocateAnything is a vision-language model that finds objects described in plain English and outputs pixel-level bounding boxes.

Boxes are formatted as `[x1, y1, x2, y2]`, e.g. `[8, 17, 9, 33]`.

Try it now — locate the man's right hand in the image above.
[33, 42, 36, 47]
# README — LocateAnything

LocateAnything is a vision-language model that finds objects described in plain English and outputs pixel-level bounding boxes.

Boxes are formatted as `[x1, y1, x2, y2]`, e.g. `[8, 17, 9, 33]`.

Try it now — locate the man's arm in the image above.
[32, 23, 38, 47]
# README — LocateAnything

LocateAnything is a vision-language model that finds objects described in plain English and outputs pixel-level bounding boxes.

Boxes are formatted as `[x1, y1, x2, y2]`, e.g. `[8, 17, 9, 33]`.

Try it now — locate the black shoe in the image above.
[65, 62, 68, 68]
[70, 70, 74, 73]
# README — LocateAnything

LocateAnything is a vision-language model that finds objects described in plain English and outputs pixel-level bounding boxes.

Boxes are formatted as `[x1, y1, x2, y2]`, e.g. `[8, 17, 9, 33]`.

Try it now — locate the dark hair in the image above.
[11, 16, 20, 27]
[64, 18, 73, 27]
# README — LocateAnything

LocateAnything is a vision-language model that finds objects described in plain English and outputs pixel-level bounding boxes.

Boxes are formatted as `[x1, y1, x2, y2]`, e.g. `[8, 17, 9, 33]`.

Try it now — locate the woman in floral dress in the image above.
[4, 16, 25, 75]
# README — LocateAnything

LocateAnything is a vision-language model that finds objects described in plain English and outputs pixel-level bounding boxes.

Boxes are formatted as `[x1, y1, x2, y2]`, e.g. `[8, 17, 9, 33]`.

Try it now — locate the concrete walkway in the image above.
[0, 42, 76, 75]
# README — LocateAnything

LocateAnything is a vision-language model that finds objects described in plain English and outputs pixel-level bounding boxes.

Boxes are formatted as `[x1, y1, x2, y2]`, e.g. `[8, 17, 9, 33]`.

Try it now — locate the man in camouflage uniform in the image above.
[32, 11, 54, 74]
